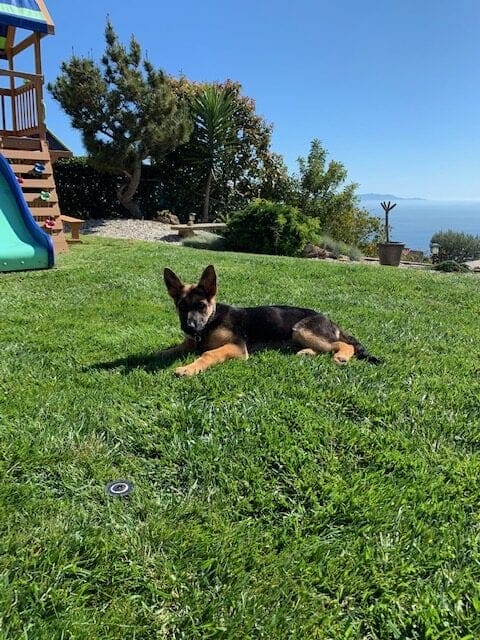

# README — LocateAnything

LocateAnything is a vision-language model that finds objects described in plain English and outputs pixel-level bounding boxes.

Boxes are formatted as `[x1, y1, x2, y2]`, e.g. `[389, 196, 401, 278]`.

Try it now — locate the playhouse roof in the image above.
[0, 0, 54, 35]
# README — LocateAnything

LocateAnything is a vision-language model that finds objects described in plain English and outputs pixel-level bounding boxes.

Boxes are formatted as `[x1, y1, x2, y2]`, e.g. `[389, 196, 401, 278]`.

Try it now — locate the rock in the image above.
[337, 254, 350, 262]
[303, 243, 328, 259]
[155, 210, 180, 225]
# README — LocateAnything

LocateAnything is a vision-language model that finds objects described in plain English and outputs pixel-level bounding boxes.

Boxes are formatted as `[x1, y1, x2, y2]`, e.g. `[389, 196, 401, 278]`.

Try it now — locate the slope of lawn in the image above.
[0, 238, 479, 640]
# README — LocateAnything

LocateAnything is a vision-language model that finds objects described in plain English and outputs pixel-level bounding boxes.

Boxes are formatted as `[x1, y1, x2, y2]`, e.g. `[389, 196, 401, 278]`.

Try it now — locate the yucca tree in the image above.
[192, 85, 237, 221]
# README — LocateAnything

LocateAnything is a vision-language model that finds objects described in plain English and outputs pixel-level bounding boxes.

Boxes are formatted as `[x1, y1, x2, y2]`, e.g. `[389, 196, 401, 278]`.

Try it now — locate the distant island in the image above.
[359, 193, 426, 201]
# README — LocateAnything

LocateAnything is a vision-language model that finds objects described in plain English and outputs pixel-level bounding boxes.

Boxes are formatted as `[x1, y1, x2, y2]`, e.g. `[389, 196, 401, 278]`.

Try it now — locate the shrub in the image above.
[433, 260, 470, 273]
[316, 206, 383, 253]
[225, 199, 319, 257]
[182, 233, 227, 251]
[430, 230, 480, 263]
[316, 235, 363, 261]
[54, 157, 169, 220]
[296, 139, 383, 249]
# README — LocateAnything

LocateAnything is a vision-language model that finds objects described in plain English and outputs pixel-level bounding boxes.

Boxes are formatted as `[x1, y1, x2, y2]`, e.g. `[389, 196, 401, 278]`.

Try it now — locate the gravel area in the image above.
[81, 218, 181, 243]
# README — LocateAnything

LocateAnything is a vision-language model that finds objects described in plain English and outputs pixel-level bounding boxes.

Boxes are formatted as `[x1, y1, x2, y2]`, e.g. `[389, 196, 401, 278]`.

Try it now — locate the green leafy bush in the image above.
[54, 157, 169, 220]
[225, 199, 319, 256]
[433, 260, 470, 273]
[296, 139, 383, 250]
[430, 230, 480, 263]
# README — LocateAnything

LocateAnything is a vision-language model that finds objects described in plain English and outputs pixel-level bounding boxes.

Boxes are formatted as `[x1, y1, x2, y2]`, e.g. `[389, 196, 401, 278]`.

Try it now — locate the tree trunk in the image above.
[119, 197, 142, 219]
[117, 160, 143, 219]
[202, 169, 213, 222]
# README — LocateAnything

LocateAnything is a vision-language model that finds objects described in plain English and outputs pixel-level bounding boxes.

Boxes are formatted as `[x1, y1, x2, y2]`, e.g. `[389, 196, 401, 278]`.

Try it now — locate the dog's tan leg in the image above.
[296, 348, 318, 356]
[175, 343, 248, 377]
[293, 327, 334, 354]
[331, 341, 355, 365]
[157, 337, 196, 359]
[293, 327, 355, 365]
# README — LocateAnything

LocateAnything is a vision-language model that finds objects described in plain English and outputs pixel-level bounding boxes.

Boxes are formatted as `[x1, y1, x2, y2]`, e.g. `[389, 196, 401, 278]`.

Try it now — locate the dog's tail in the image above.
[340, 332, 381, 365]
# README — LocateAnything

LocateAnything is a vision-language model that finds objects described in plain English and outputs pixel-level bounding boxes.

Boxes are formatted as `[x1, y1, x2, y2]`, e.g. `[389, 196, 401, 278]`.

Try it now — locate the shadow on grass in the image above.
[87, 342, 301, 375]
[86, 350, 181, 374]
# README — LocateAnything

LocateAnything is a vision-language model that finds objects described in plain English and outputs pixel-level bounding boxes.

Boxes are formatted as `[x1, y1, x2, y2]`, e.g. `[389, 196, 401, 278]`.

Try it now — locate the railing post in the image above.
[7, 56, 17, 133]
[34, 33, 46, 139]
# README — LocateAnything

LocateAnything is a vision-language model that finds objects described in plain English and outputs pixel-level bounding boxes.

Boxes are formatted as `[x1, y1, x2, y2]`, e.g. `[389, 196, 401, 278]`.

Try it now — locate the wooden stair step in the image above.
[18, 177, 55, 189]
[36, 221, 63, 231]
[1, 148, 51, 161]
[25, 201, 58, 209]
[1, 136, 42, 151]
[23, 191, 57, 203]
[31, 210, 61, 219]
[8, 163, 52, 176]
[25, 201, 58, 210]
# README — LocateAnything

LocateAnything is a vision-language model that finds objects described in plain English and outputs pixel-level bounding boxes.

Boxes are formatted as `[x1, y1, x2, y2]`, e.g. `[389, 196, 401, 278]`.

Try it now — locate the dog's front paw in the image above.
[174, 364, 198, 377]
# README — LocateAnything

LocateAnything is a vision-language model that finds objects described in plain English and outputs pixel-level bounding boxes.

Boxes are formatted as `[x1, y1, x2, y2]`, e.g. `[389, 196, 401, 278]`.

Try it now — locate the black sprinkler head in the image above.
[105, 479, 134, 497]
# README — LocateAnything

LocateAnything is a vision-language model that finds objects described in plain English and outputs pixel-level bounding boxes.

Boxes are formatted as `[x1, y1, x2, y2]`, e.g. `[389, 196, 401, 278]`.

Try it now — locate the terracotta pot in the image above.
[377, 242, 405, 266]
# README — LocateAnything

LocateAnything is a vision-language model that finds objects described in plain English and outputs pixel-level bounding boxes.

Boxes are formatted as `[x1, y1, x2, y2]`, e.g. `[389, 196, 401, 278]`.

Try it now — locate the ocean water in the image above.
[361, 199, 480, 252]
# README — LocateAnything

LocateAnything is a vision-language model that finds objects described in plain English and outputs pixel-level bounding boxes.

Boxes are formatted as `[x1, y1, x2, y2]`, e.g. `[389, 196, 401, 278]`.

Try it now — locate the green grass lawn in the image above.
[1, 238, 479, 640]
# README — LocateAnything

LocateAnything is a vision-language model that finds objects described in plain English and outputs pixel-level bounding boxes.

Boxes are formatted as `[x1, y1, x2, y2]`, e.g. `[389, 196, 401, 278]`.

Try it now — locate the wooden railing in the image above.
[0, 69, 45, 138]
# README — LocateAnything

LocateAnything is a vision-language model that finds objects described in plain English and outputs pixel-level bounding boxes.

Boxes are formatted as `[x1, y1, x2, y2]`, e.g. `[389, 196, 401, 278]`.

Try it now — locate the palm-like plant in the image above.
[193, 85, 237, 221]
[380, 200, 397, 243]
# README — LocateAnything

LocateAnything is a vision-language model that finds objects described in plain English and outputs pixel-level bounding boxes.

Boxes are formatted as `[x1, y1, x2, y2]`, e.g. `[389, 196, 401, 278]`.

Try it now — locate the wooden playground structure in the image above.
[0, 0, 76, 253]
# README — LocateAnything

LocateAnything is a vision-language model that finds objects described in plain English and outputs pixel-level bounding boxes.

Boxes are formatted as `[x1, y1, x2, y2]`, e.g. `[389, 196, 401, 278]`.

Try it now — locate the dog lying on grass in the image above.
[160, 265, 380, 376]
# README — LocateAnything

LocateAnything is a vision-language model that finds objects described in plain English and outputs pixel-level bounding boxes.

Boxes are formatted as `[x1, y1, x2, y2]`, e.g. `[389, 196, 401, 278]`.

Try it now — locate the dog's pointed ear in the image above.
[163, 268, 184, 302]
[198, 265, 217, 299]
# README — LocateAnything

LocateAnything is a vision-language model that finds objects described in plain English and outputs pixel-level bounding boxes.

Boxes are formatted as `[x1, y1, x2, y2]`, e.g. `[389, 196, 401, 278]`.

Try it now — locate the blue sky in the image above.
[33, 0, 480, 199]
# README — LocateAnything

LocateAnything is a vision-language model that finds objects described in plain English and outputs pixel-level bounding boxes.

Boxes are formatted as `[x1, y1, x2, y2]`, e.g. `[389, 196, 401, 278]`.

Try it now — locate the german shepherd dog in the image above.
[160, 265, 380, 376]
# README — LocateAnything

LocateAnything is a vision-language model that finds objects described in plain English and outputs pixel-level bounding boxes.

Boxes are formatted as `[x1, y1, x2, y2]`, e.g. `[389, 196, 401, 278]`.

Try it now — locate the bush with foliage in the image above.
[53, 157, 166, 220]
[225, 199, 319, 256]
[433, 260, 471, 273]
[324, 206, 382, 253]
[54, 157, 122, 219]
[316, 235, 363, 261]
[295, 140, 382, 249]
[430, 230, 480, 263]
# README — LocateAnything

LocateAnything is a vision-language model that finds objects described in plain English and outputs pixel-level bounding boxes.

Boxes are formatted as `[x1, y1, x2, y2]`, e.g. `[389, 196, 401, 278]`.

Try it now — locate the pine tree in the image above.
[49, 22, 192, 218]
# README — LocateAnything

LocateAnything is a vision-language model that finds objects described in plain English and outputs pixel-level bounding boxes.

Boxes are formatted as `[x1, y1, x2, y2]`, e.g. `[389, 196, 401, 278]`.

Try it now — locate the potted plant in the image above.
[377, 201, 405, 266]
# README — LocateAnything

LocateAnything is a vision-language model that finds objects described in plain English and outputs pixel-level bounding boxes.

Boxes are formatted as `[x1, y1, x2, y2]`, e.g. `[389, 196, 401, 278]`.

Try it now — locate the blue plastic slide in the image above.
[0, 153, 54, 272]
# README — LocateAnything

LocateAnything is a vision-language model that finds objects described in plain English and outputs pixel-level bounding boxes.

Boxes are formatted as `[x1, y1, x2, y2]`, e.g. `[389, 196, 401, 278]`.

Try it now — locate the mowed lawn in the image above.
[1, 238, 479, 640]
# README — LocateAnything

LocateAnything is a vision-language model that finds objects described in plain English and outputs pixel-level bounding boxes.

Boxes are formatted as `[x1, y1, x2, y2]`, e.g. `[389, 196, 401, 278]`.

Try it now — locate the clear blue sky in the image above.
[36, 0, 480, 199]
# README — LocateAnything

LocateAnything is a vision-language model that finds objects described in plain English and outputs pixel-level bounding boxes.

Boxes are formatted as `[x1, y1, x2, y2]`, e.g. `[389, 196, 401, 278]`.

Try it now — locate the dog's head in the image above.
[163, 265, 217, 337]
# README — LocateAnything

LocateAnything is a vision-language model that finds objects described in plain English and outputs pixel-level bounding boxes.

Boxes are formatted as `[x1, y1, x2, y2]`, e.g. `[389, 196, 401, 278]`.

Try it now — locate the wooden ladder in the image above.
[0, 136, 68, 253]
